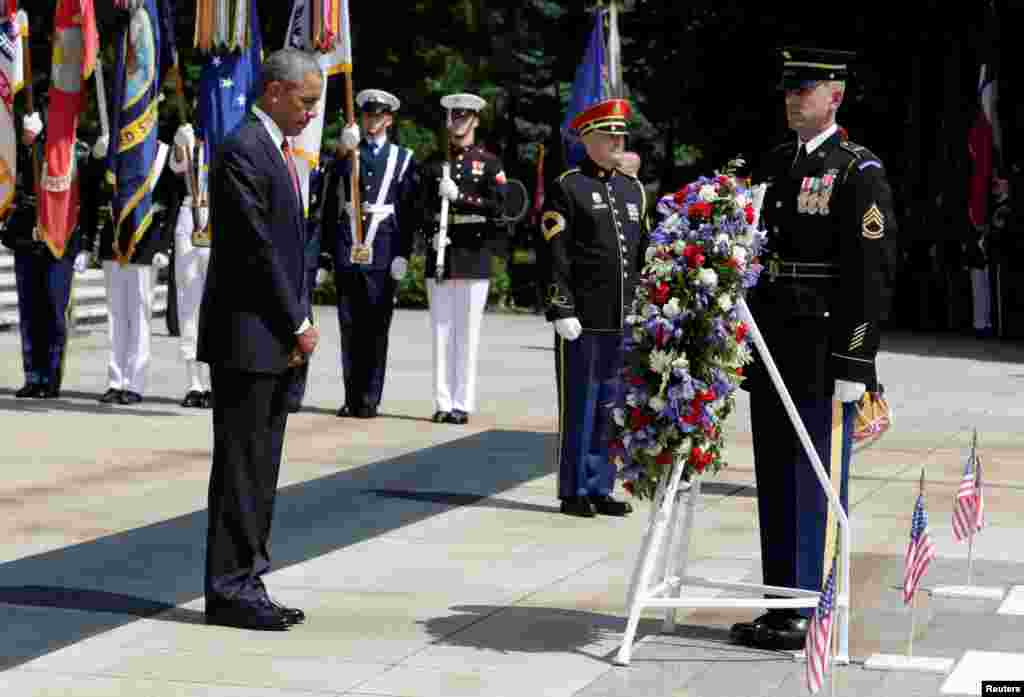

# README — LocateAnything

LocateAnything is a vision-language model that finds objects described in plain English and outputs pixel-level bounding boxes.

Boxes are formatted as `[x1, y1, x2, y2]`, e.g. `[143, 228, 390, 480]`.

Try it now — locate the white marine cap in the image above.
[440, 93, 487, 113]
[355, 89, 401, 113]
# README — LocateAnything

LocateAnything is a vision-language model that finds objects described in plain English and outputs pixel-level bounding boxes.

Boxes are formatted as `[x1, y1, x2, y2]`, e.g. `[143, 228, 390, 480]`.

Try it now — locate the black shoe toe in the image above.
[445, 410, 468, 425]
[431, 411, 450, 423]
[99, 388, 123, 404]
[35, 385, 60, 399]
[355, 406, 378, 419]
[592, 495, 633, 516]
[15, 384, 42, 398]
[120, 391, 143, 405]
[559, 496, 597, 518]
[181, 390, 205, 408]
[337, 405, 354, 417]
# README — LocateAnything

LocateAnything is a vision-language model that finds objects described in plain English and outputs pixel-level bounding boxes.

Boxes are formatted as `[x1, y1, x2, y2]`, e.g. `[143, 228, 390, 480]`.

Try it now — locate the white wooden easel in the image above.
[615, 298, 852, 666]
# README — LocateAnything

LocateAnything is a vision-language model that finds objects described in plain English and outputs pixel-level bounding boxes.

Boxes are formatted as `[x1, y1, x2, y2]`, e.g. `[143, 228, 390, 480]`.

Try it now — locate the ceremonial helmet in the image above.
[570, 98, 631, 137]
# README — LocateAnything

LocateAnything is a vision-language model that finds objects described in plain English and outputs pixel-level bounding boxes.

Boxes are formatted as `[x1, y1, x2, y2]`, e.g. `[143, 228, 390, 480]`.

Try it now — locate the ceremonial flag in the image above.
[106, 0, 168, 264]
[0, 7, 26, 220]
[903, 487, 936, 604]
[285, 0, 349, 214]
[952, 450, 984, 542]
[529, 143, 545, 226]
[968, 65, 994, 229]
[805, 555, 837, 695]
[38, 0, 97, 259]
[561, 10, 606, 169]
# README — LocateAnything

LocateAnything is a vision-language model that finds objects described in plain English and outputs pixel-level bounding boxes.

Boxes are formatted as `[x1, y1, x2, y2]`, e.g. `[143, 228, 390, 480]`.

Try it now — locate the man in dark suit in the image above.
[197, 49, 323, 631]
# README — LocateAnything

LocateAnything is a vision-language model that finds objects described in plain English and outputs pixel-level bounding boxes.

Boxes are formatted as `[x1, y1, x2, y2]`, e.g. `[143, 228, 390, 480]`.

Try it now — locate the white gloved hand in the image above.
[22, 112, 43, 141]
[439, 177, 459, 202]
[340, 123, 361, 151]
[834, 379, 867, 403]
[73, 252, 89, 274]
[152, 252, 169, 269]
[554, 317, 583, 342]
[390, 256, 408, 281]
[92, 134, 110, 160]
[316, 268, 329, 286]
[195, 205, 210, 232]
[173, 124, 196, 151]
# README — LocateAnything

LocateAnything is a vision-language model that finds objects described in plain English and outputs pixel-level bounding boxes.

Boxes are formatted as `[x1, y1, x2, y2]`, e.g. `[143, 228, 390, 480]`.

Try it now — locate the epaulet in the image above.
[839, 140, 884, 171]
[839, 140, 868, 158]
[556, 168, 581, 184]
[769, 141, 794, 155]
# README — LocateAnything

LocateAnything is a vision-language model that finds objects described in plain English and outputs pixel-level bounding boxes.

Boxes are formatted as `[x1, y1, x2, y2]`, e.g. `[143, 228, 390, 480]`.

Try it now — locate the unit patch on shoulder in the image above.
[542, 211, 566, 241]
[862, 204, 885, 239]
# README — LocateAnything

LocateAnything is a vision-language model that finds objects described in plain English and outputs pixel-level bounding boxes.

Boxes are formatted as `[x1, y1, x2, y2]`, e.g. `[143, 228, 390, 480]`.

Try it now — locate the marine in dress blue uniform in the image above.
[1, 115, 98, 398]
[321, 89, 417, 418]
[542, 99, 646, 518]
[730, 48, 898, 650]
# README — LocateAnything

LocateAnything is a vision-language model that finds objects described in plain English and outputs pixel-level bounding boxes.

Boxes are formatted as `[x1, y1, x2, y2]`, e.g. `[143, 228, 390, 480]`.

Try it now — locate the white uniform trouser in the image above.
[103, 260, 153, 394]
[427, 278, 489, 414]
[174, 200, 211, 392]
[971, 266, 992, 330]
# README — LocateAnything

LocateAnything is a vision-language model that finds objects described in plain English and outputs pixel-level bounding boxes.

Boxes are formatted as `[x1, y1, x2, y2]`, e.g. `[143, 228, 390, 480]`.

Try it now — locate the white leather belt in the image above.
[346, 203, 395, 216]
[435, 213, 486, 224]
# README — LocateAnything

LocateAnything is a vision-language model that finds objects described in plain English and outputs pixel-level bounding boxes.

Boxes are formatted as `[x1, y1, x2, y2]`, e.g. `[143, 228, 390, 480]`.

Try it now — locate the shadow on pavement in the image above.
[0, 390, 182, 417]
[881, 329, 1024, 364]
[0, 429, 555, 670]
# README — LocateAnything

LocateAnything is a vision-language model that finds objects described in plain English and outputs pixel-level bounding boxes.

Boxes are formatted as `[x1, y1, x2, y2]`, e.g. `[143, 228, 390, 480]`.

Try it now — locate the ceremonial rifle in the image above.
[169, 47, 203, 244]
[435, 138, 452, 283]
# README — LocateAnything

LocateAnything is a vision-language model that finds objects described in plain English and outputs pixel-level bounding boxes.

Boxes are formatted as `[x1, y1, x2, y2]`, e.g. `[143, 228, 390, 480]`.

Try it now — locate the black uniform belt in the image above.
[766, 260, 840, 280]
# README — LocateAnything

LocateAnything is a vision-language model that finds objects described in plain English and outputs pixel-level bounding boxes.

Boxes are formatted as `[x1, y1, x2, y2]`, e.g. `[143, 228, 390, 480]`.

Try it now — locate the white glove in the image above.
[22, 112, 43, 139]
[834, 380, 866, 403]
[92, 134, 110, 160]
[316, 268, 329, 286]
[554, 317, 583, 342]
[73, 252, 89, 274]
[173, 124, 196, 151]
[195, 205, 209, 233]
[439, 177, 459, 202]
[390, 256, 408, 281]
[152, 252, 169, 269]
[340, 123, 361, 151]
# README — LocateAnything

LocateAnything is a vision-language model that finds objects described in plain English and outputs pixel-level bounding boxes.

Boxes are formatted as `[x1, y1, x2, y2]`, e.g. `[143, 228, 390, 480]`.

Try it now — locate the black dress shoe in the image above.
[337, 404, 354, 417]
[431, 411, 451, 423]
[560, 496, 597, 518]
[120, 391, 143, 405]
[268, 598, 306, 624]
[99, 388, 123, 404]
[205, 597, 290, 631]
[181, 390, 205, 408]
[355, 405, 378, 419]
[730, 611, 808, 651]
[202, 390, 214, 409]
[15, 384, 42, 398]
[445, 409, 469, 425]
[35, 384, 60, 399]
[592, 495, 633, 516]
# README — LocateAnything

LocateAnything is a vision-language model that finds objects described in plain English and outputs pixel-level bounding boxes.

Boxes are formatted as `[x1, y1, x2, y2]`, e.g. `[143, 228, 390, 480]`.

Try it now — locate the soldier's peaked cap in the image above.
[356, 89, 400, 113]
[440, 93, 487, 113]
[780, 47, 855, 89]
[570, 98, 631, 137]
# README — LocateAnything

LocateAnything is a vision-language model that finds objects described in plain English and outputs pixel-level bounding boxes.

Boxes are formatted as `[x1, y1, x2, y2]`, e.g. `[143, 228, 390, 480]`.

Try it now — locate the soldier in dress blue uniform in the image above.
[321, 89, 417, 419]
[730, 47, 898, 650]
[542, 98, 646, 518]
[419, 92, 506, 425]
[1, 111, 98, 398]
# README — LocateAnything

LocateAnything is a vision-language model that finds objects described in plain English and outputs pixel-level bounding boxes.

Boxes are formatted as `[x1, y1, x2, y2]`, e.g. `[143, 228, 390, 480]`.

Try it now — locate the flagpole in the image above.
[343, 73, 363, 245]
[907, 467, 925, 658]
[966, 429, 979, 585]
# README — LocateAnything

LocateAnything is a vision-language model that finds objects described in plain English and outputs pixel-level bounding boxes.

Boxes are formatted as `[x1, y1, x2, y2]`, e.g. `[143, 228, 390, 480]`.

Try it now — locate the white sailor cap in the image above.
[440, 93, 487, 115]
[356, 89, 401, 113]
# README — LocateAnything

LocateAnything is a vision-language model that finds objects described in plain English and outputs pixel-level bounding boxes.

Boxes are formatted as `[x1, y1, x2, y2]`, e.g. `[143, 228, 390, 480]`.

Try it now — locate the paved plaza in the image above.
[1, 308, 1023, 696]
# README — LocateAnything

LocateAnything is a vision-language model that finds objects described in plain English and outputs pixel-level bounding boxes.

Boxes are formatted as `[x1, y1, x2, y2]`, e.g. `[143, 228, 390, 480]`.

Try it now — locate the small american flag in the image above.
[903, 491, 936, 604]
[805, 556, 837, 695]
[952, 451, 984, 542]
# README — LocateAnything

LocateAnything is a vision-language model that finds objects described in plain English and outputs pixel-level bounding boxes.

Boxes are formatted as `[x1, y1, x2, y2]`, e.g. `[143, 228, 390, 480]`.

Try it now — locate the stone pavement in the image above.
[1, 308, 1023, 696]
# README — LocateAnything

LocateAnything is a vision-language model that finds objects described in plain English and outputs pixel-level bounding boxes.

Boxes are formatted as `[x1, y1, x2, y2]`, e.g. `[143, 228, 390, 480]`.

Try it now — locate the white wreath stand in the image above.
[615, 298, 852, 666]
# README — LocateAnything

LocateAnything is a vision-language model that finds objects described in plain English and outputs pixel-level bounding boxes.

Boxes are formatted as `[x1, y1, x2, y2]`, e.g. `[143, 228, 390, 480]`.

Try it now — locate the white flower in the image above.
[716, 233, 731, 247]
[626, 392, 640, 407]
[718, 295, 734, 312]
[697, 268, 719, 288]
[649, 350, 673, 374]
[737, 228, 755, 246]
[699, 184, 717, 202]
[633, 327, 646, 343]
[732, 246, 748, 266]
[734, 193, 750, 209]
[648, 395, 667, 412]
[671, 354, 690, 371]
[625, 314, 642, 327]
[645, 246, 658, 263]
[662, 297, 682, 319]
[612, 408, 625, 426]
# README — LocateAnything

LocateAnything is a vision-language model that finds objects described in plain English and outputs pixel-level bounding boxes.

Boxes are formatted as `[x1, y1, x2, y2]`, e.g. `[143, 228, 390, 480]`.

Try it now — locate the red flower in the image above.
[623, 481, 636, 495]
[735, 321, 749, 343]
[629, 374, 647, 386]
[651, 282, 671, 305]
[735, 367, 744, 377]
[683, 244, 706, 269]
[688, 202, 712, 220]
[744, 204, 755, 225]
[609, 439, 624, 453]
[696, 388, 717, 403]
[673, 189, 688, 206]
[655, 450, 674, 466]
[694, 458, 707, 474]
[630, 408, 653, 429]
[681, 409, 701, 425]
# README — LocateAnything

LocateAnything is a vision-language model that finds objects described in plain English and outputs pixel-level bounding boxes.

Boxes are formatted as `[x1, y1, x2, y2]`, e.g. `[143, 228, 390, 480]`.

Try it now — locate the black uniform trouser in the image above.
[205, 365, 291, 603]
[14, 248, 74, 387]
[750, 387, 854, 617]
[336, 267, 396, 409]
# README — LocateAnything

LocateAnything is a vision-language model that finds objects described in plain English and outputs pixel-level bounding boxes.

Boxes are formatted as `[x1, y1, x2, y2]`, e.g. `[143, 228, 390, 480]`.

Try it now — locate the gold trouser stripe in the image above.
[822, 399, 844, 590]
[555, 335, 567, 478]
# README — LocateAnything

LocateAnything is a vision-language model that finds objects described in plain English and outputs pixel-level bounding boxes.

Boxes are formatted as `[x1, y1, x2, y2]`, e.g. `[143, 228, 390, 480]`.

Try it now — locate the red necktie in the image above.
[280, 139, 302, 202]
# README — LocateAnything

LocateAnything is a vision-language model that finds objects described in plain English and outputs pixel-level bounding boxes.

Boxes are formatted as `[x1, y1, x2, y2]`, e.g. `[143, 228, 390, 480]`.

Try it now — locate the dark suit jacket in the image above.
[197, 115, 308, 374]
